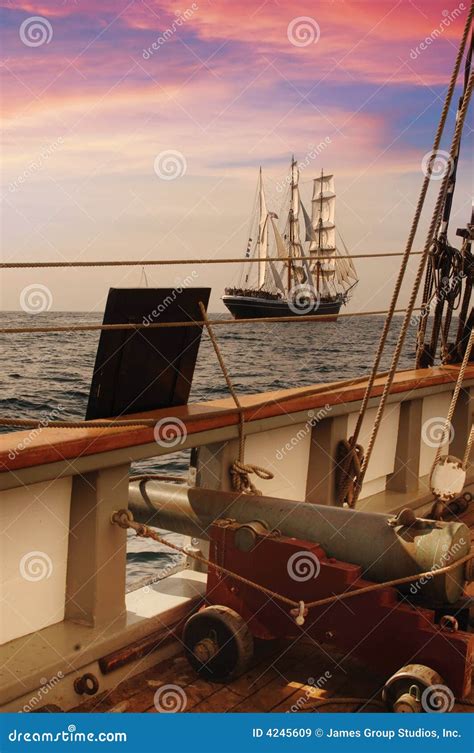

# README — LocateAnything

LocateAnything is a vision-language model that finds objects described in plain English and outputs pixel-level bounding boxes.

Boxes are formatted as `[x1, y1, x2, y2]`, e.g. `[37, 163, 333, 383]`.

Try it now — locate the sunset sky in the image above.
[1, 0, 472, 312]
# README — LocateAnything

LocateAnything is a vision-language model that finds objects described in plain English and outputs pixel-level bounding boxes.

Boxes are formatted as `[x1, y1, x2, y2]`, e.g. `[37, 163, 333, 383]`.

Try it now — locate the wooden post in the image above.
[387, 399, 422, 493]
[306, 415, 349, 505]
[65, 464, 129, 627]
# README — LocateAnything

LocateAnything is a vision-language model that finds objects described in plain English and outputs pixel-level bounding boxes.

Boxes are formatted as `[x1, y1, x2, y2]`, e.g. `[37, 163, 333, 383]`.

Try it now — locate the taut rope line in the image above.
[338, 4, 474, 507]
[111, 509, 474, 620]
[0, 252, 422, 269]
[197, 302, 273, 495]
[0, 307, 420, 336]
[353, 68, 474, 505]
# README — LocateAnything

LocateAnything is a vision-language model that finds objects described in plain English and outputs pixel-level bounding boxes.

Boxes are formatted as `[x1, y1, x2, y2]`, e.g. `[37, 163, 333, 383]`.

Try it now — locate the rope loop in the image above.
[336, 438, 365, 508]
[230, 460, 274, 495]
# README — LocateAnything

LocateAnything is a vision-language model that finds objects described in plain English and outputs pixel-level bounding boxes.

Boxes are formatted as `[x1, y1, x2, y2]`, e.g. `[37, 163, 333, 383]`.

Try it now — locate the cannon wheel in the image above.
[183, 605, 254, 682]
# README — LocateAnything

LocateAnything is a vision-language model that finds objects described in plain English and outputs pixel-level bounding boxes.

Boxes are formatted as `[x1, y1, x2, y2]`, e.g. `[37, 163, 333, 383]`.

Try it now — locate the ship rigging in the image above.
[222, 158, 359, 319]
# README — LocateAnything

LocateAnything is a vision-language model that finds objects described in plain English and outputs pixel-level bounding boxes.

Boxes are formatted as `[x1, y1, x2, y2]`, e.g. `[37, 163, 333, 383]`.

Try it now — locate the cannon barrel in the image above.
[128, 480, 471, 604]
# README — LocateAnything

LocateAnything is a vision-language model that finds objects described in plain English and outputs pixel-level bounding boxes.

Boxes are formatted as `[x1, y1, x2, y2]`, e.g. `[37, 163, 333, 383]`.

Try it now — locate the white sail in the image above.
[270, 216, 289, 261]
[310, 173, 336, 254]
[257, 168, 268, 289]
[268, 257, 286, 295]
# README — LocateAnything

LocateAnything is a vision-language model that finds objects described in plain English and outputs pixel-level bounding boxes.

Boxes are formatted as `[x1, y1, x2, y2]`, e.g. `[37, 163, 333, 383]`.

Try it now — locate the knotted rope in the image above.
[230, 460, 274, 495]
[336, 438, 365, 508]
[198, 302, 273, 494]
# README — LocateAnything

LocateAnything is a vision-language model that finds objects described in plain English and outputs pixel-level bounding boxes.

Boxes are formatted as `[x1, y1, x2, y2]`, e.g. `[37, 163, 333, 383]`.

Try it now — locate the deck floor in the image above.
[73, 504, 474, 714]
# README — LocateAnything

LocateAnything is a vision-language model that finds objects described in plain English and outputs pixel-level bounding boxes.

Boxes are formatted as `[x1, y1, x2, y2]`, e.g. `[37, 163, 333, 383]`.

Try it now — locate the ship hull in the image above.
[222, 294, 343, 320]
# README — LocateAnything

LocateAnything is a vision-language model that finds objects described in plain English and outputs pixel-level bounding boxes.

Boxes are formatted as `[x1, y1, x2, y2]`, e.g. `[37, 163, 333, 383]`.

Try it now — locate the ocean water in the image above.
[0, 311, 417, 589]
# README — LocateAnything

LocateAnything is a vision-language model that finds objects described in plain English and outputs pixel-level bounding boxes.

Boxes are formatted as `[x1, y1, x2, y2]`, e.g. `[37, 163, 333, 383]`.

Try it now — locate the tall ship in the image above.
[222, 158, 358, 320]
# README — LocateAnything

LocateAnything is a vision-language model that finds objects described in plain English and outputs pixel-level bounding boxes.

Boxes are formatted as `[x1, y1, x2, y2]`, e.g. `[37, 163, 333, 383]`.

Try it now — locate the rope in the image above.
[0, 252, 423, 269]
[111, 509, 474, 619]
[0, 370, 391, 431]
[0, 308, 420, 336]
[335, 439, 365, 508]
[352, 67, 474, 506]
[0, 417, 156, 429]
[197, 302, 274, 494]
[338, 6, 474, 503]
[463, 425, 474, 468]
[433, 328, 474, 469]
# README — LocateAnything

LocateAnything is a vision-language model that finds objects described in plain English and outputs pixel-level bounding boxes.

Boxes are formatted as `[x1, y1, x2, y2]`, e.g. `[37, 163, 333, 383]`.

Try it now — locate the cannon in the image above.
[128, 481, 474, 706]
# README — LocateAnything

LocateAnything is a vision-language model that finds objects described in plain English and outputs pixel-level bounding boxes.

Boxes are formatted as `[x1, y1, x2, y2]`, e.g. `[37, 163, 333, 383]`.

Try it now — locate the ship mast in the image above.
[315, 168, 324, 294]
[256, 167, 268, 290]
[288, 156, 297, 292]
